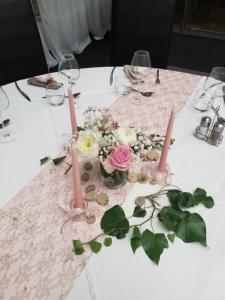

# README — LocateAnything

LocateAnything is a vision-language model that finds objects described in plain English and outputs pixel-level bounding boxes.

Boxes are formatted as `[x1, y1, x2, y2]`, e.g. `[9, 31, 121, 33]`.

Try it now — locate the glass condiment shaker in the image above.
[199, 116, 211, 135]
[210, 122, 225, 142]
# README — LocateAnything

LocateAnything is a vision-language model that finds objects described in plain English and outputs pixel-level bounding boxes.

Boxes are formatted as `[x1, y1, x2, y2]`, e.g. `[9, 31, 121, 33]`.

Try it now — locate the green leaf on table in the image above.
[73, 240, 85, 255]
[175, 213, 207, 246]
[158, 206, 188, 231]
[185, 188, 214, 208]
[203, 196, 214, 208]
[131, 227, 142, 253]
[141, 230, 169, 265]
[133, 206, 147, 218]
[167, 233, 176, 243]
[52, 156, 66, 165]
[167, 190, 190, 208]
[100, 205, 129, 239]
[40, 156, 50, 165]
[104, 237, 112, 247]
[90, 240, 102, 254]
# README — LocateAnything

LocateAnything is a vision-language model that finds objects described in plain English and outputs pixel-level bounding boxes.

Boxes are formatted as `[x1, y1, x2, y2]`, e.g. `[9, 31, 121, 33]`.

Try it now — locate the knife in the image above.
[15, 81, 31, 102]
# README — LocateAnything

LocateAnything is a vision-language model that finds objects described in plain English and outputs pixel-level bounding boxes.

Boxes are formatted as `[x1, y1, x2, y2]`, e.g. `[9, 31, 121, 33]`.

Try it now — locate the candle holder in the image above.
[147, 161, 173, 185]
[194, 106, 224, 146]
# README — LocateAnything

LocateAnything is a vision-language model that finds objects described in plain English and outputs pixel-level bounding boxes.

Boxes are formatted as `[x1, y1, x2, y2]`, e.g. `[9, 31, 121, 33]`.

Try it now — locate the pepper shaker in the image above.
[210, 122, 224, 143]
[199, 116, 211, 135]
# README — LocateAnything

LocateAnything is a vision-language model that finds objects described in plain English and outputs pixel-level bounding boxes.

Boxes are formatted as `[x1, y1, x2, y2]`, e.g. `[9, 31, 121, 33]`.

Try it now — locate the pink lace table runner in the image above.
[0, 69, 200, 300]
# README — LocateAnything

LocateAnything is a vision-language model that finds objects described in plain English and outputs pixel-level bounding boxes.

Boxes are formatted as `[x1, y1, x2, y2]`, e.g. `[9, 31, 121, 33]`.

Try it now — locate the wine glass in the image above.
[0, 87, 16, 143]
[130, 50, 151, 104]
[58, 53, 80, 86]
[194, 67, 225, 112]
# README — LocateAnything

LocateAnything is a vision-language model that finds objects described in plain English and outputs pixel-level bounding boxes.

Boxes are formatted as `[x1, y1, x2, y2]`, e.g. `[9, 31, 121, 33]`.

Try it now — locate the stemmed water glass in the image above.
[58, 53, 80, 86]
[194, 67, 225, 112]
[0, 87, 16, 143]
[130, 50, 151, 104]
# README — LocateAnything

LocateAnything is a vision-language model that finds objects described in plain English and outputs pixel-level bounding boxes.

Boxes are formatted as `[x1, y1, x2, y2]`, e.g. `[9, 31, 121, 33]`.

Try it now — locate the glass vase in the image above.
[100, 163, 127, 189]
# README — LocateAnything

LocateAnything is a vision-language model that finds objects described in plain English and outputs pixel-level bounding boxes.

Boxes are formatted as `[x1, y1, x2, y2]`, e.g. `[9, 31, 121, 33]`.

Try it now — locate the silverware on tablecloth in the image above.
[15, 81, 31, 102]
[155, 69, 160, 85]
[42, 92, 81, 99]
[131, 88, 154, 97]
[110, 66, 116, 85]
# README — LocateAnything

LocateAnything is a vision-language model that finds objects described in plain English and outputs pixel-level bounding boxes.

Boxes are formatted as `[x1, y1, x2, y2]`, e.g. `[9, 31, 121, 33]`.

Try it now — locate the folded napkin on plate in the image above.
[27, 76, 61, 90]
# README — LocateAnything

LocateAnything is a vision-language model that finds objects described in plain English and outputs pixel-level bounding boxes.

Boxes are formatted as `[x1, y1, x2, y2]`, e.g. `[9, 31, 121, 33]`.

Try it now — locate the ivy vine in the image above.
[73, 186, 214, 265]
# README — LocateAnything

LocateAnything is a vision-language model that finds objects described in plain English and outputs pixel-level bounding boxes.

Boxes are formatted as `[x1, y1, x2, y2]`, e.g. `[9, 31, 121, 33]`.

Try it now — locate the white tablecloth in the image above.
[1, 67, 225, 300]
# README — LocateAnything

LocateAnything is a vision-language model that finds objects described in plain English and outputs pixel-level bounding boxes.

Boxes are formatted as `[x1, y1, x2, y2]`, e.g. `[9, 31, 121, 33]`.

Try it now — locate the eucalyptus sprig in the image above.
[73, 186, 214, 265]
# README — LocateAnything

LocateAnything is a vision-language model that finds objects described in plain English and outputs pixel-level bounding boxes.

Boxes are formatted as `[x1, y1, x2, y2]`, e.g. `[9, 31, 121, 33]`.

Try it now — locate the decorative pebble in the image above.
[85, 191, 98, 202]
[81, 172, 90, 182]
[83, 162, 93, 171]
[138, 173, 149, 184]
[86, 215, 96, 224]
[127, 172, 138, 183]
[96, 192, 109, 206]
[85, 184, 96, 193]
[146, 149, 160, 161]
[135, 196, 146, 206]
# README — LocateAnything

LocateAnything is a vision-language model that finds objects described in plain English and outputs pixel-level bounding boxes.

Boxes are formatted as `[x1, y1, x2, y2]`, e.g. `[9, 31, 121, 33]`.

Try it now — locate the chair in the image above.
[110, 0, 177, 68]
[0, 0, 48, 86]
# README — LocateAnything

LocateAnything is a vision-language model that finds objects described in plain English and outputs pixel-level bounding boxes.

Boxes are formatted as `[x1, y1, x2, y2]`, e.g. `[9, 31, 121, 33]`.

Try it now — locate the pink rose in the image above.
[108, 145, 132, 171]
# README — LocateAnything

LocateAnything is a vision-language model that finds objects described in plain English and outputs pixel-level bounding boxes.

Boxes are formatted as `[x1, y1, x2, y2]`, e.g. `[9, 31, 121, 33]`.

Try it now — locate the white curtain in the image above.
[37, 0, 112, 67]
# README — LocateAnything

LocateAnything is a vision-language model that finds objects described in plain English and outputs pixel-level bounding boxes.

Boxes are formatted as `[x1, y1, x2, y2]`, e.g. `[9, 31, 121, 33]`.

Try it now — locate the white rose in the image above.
[76, 130, 99, 159]
[116, 127, 137, 146]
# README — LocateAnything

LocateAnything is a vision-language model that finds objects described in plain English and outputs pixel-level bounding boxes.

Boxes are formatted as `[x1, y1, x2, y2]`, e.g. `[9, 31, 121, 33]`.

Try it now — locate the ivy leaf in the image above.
[100, 205, 129, 239]
[158, 206, 188, 231]
[142, 230, 169, 265]
[131, 227, 142, 253]
[90, 240, 102, 253]
[167, 233, 176, 243]
[175, 213, 207, 246]
[133, 206, 147, 218]
[40, 156, 49, 165]
[52, 156, 66, 165]
[104, 237, 112, 247]
[73, 240, 85, 255]
[203, 196, 214, 208]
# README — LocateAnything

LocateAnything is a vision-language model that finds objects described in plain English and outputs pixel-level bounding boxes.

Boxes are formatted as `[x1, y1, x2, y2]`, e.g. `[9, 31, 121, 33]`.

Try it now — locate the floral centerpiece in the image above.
[75, 106, 163, 188]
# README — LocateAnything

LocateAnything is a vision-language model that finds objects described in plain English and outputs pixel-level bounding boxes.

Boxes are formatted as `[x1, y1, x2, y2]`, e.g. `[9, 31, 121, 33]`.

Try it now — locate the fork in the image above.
[155, 69, 160, 85]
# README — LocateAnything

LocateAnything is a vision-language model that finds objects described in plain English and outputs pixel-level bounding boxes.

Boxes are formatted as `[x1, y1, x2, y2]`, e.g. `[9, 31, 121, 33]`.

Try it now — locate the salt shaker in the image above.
[210, 122, 225, 142]
[199, 116, 211, 135]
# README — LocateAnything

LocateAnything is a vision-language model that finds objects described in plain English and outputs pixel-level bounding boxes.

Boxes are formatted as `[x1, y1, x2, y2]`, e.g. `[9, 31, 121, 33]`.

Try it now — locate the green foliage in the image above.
[175, 213, 207, 246]
[73, 186, 214, 265]
[167, 188, 214, 209]
[90, 240, 102, 253]
[101, 205, 129, 239]
[40, 156, 49, 165]
[73, 240, 85, 255]
[142, 230, 168, 265]
[167, 233, 176, 243]
[133, 206, 147, 218]
[131, 227, 142, 253]
[52, 156, 66, 165]
[104, 237, 112, 247]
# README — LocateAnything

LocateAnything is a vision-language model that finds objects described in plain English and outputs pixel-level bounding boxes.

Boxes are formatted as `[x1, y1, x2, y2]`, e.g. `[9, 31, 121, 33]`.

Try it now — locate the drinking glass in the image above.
[130, 50, 151, 104]
[0, 87, 16, 143]
[194, 67, 225, 112]
[46, 84, 65, 106]
[58, 53, 80, 86]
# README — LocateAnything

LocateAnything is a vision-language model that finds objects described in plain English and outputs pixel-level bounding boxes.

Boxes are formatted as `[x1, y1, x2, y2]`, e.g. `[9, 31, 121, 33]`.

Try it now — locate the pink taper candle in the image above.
[158, 109, 175, 172]
[71, 145, 84, 209]
[68, 87, 78, 136]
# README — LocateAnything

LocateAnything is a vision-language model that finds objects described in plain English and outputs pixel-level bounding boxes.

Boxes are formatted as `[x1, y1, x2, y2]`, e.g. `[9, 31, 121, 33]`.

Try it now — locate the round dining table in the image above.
[1, 67, 225, 300]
